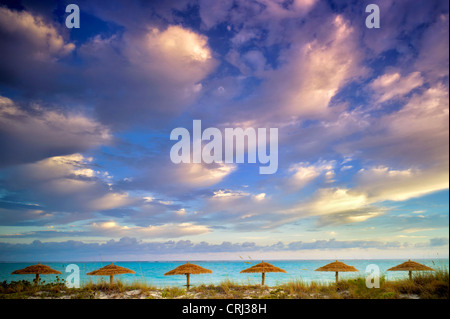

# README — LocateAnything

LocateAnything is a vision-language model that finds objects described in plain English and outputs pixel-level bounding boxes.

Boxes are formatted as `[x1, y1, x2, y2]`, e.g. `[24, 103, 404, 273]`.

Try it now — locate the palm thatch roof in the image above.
[240, 261, 287, 274]
[315, 260, 358, 272]
[11, 262, 62, 275]
[387, 260, 434, 272]
[164, 262, 212, 276]
[87, 263, 135, 276]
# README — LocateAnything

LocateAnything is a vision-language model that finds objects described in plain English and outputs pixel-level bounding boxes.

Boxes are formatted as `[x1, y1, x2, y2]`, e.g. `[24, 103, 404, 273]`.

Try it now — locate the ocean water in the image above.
[0, 259, 448, 287]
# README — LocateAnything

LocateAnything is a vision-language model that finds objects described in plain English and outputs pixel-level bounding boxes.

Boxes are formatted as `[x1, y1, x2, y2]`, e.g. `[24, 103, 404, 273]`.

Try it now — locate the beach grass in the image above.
[0, 268, 448, 299]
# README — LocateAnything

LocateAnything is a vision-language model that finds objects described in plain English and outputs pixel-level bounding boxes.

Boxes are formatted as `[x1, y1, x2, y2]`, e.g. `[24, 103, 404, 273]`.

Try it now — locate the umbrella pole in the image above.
[35, 274, 40, 285]
[261, 272, 265, 286]
[186, 273, 190, 291]
[110, 275, 113, 285]
[409, 271, 412, 281]
[335, 271, 338, 283]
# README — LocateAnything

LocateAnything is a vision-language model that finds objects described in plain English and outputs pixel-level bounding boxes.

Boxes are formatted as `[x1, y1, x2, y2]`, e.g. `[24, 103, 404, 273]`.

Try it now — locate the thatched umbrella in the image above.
[387, 259, 434, 280]
[240, 261, 286, 286]
[164, 262, 212, 290]
[11, 262, 62, 285]
[87, 263, 135, 285]
[315, 260, 358, 283]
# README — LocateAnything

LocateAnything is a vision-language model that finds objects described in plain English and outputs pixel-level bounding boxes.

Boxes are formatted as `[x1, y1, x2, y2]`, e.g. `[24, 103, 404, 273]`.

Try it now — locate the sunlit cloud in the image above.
[370, 72, 424, 103]
[91, 221, 211, 238]
[0, 7, 74, 60]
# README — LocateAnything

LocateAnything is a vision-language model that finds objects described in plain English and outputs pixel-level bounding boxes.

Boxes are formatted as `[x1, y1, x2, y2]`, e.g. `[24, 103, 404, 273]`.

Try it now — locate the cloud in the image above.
[356, 166, 448, 202]
[194, 187, 284, 231]
[337, 84, 449, 168]
[198, 0, 234, 29]
[370, 72, 424, 103]
[88, 193, 134, 211]
[361, 0, 448, 55]
[286, 160, 448, 227]
[79, 25, 217, 127]
[91, 221, 211, 238]
[0, 2, 447, 255]
[279, 15, 365, 118]
[286, 238, 404, 250]
[415, 14, 449, 80]
[315, 210, 384, 227]
[402, 228, 436, 234]
[0, 236, 441, 261]
[125, 25, 214, 80]
[0, 7, 74, 92]
[307, 188, 369, 216]
[212, 189, 250, 198]
[208, 12, 368, 131]
[0, 96, 111, 167]
[1, 6, 217, 128]
[0, 220, 211, 240]
[125, 159, 237, 197]
[0, 7, 74, 60]
[0, 153, 134, 222]
[429, 237, 449, 247]
[287, 160, 335, 190]
[226, 49, 269, 75]
[176, 163, 236, 188]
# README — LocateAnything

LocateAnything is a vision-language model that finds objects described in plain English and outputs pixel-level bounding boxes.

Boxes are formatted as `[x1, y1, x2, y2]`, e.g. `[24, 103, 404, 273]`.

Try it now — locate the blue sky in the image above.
[0, 0, 448, 261]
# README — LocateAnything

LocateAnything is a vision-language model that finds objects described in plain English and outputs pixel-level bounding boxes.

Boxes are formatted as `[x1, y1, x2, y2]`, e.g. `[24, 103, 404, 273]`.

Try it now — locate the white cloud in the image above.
[22, 153, 93, 180]
[0, 7, 74, 61]
[176, 163, 236, 188]
[213, 189, 249, 198]
[88, 192, 133, 211]
[402, 228, 436, 234]
[280, 15, 366, 118]
[337, 83, 449, 168]
[123, 25, 216, 84]
[288, 160, 335, 190]
[370, 71, 424, 103]
[175, 208, 187, 216]
[253, 193, 266, 201]
[77, 25, 218, 126]
[91, 221, 210, 238]
[357, 166, 448, 202]
[308, 188, 369, 216]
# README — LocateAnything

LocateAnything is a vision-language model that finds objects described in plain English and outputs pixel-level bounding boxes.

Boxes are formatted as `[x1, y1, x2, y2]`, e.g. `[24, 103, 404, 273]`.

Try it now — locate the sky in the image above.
[0, 0, 448, 262]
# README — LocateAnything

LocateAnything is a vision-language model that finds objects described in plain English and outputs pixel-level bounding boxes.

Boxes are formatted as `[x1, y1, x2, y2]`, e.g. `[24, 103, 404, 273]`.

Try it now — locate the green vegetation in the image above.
[0, 269, 448, 299]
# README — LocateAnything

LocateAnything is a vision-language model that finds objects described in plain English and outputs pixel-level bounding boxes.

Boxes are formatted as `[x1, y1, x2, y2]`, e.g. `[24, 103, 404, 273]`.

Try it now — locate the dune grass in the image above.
[0, 268, 448, 299]
[276, 267, 449, 299]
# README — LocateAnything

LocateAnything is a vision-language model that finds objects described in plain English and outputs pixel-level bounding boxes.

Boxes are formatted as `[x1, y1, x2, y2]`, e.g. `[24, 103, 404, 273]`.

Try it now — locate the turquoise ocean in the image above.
[1, 259, 448, 287]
